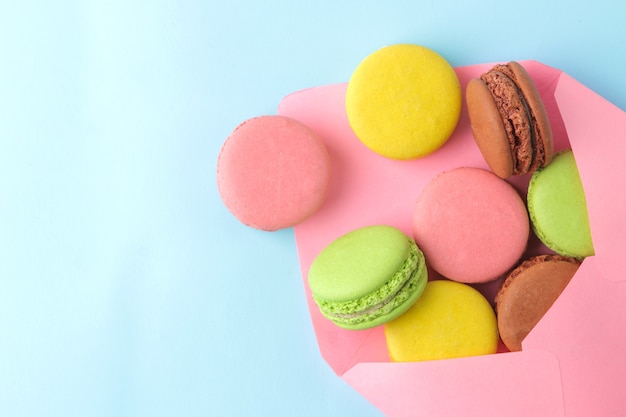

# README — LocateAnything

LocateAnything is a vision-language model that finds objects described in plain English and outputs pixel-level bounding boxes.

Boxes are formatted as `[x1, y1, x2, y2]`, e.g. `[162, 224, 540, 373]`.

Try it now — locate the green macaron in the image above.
[527, 149, 594, 259]
[307, 225, 428, 330]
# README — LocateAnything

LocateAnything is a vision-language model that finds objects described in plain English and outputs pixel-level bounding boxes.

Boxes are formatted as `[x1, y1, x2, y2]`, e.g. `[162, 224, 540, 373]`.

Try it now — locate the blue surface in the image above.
[1, 1, 624, 416]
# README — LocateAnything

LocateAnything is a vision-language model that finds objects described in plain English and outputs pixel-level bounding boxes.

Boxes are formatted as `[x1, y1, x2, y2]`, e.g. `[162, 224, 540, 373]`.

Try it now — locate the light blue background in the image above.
[1, 1, 624, 416]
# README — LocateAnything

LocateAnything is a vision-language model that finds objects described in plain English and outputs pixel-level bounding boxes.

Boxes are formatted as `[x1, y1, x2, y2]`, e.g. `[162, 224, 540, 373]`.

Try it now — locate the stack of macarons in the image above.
[216, 43, 595, 360]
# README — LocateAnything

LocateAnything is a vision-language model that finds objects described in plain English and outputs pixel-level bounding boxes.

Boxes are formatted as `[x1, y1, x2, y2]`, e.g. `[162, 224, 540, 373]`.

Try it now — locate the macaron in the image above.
[495, 254, 581, 351]
[217, 115, 331, 231]
[385, 280, 499, 361]
[307, 225, 428, 330]
[412, 167, 529, 283]
[466, 61, 554, 178]
[345, 44, 462, 160]
[527, 149, 594, 258]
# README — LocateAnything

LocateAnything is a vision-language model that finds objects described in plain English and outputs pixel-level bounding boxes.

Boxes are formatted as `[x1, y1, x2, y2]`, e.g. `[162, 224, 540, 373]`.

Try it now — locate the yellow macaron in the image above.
[346, 44, 462, 160]
[384, 280, 499, 361]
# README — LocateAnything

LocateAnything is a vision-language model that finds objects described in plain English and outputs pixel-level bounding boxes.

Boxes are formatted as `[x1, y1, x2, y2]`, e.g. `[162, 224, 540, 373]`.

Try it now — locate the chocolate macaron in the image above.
[466, 62, 554, 178]
[495, 254, 581, 351]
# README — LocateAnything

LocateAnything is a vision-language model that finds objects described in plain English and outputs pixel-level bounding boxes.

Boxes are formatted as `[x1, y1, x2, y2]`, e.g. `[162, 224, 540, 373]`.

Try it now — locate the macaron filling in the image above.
[312, 239, 427, 328]
[481, 65, 537, 174]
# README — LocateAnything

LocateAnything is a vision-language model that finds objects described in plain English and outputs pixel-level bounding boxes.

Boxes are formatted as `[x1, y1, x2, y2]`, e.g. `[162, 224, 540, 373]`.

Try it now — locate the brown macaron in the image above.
[495, 254, 580, 352]
[466, 61, 554, 178]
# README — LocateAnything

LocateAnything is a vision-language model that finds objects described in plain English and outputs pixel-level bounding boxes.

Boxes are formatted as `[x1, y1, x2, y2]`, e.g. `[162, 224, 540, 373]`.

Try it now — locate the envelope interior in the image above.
[278, 59, 626, 417]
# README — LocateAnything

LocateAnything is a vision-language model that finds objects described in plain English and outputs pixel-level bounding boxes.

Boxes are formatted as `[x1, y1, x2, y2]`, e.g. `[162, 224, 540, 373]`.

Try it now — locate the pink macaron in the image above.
[217, 115, 331, 231]
[412, 167, 529, 283]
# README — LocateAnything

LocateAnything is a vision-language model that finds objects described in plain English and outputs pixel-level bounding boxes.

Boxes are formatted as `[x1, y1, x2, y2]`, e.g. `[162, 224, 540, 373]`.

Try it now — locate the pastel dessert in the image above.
[385, 280, 499, 361]
[495, 254, 581, 351]
[345, 44, 462, 160]
[466, 61, 554, 178]
[307, 225, 428, 330]
[412, 167, 529, 283]
[527, 149, 594, 258]
[217, 115, 331, 231]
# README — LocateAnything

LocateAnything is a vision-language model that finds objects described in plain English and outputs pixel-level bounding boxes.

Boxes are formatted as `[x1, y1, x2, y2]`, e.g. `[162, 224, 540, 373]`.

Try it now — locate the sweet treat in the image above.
[385, 280, 499, 361]
[217, 115, 331, 231]
[495, 254, 581, 351]
[412, 167, 529, 283]
[466, 61, 554, 178]
[307, 225, 428, 330]
[527, 149, 594, 258]
[345, 44, 462, 160]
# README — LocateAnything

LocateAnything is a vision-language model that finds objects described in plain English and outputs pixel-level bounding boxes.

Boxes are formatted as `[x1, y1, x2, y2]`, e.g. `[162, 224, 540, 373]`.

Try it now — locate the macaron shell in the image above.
[527, 150, 594, 258]
[385, 280, 499, 361]
[413, 167, 529, 283]
[217, 115, 331, 231]
[345, 44, 461, 160]
[495, 255, 580, 351]
[309, 225, 412, 302]
[308, 225, 428, 330]
[466, 77, 515, 178]
[466, 62, 554, 178]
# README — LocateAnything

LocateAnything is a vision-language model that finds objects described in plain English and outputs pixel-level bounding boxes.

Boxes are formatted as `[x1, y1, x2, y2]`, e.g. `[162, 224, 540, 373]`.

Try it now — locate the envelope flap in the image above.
[342, 350, 565, 417]
[523, 257, 626, 416]
[554, 74, 626, 281]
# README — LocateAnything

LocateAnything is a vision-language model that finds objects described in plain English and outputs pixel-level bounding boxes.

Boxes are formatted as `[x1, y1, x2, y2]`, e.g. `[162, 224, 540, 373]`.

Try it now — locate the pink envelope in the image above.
[277, 61, 626, 416]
